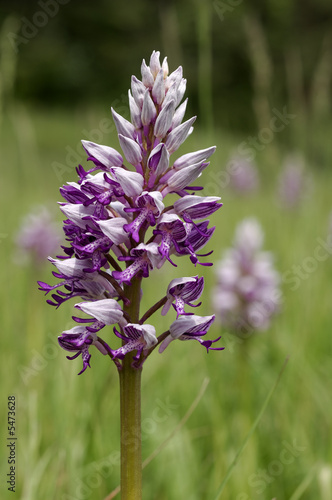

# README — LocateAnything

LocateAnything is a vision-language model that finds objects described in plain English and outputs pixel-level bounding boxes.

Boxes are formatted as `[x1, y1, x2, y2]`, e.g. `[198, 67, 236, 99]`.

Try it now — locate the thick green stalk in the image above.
[119, 277, 142, 500]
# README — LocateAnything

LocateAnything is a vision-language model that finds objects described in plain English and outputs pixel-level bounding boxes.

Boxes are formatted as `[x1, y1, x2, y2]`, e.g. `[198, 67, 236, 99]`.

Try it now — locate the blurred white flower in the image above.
[212, 218, 281, 336]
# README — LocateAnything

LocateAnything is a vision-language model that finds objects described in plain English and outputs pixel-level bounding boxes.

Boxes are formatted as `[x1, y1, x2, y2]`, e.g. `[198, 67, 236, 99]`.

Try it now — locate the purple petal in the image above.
[118, 135, 142, 166]
[141, 89, 157, 126]
[149, 50, 161, 78]
[81, 140, 123, 168]
[128, 90, 142, 129]
[165, 116, 196, 154]
[171, 98, 188, 129]
[173, 195, 222, 220]
[165, 161, 209, 193]
[154, 99, 176, 139]
[173, 146, 216, 170]
[111, 167, 144, 197]
[148, 143, 170, 177]
[152, 68, 165, 105]
[111, 108, 136, 140]
[97, 217, 128, 245]
[75, 298, 123, 325]
[141, 59, 154, 88]
[131, 76, 146, 108]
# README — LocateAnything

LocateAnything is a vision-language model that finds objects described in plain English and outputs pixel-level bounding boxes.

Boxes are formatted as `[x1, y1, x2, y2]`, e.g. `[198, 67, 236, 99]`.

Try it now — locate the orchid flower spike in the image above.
[39, 50, 224, 374]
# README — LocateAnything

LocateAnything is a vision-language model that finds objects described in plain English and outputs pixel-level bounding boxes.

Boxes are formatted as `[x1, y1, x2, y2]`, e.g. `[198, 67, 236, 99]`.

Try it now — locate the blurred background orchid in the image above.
[14, 206, 61, 267]
[212, 218, 281, 336]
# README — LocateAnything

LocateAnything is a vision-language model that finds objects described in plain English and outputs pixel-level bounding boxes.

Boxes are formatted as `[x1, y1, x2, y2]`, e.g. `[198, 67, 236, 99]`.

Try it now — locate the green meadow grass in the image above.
[1, 105, 331, 500]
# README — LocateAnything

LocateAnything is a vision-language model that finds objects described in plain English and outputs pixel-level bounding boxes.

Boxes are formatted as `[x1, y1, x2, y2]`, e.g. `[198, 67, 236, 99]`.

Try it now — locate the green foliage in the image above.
[1, 0, 332, 133]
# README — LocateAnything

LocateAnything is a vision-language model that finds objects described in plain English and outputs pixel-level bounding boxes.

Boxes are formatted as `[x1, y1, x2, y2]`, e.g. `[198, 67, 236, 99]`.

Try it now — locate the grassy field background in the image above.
[1, 102, 332, 500]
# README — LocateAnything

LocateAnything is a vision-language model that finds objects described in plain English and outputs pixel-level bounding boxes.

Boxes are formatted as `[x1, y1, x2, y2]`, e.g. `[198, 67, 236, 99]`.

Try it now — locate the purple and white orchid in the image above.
[212, 218, 281, 335]
[39, 50, 223, 374]
[159, 315, 223, 353]
[161, 276, 204, 317]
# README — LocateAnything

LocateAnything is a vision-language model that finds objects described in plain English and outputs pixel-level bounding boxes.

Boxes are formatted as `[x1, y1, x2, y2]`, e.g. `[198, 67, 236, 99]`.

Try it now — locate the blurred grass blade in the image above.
[0, 15, 19, 124]
[143, 377, 210, 468]
[289, 464, 319, 500]
[212, 356, 289, 500]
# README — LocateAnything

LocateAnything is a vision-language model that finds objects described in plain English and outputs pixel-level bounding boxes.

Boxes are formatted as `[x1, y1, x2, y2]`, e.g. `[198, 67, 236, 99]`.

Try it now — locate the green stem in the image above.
[119, 361, 142, 500]
[139, 296, 167, 324]
[119, 277, 142, 500]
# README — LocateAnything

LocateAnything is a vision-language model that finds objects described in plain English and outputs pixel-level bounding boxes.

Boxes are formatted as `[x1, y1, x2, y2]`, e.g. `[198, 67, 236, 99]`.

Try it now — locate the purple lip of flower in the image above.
[73, 235, 111, 261]
[58, 329, 93, 375]
[80, 168, 143, 208]
[40, 50, 224, 374]
[80, 175, 121, 209]
[112, 243, 161, 285]
[57, 298, 125, 374]
[159, 314, 223, 353]
[175, 221, 215, 266]
[152, 213, 187, 266]
[58, 325, 112, 375]
[162, 276, 204, 317]
[111, 323, 157, 362]
[60, 184, 91, 205]
[37, 258, 117, 307]
[123, 191, 164, 242]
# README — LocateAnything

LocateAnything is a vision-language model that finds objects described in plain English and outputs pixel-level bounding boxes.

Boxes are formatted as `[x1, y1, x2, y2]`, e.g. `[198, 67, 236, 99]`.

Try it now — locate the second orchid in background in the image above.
[227, 155, 260, 195]
[277, 154, 313, 209]
[14, 206, 62, 268]
[212, 218, 281, 338]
